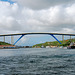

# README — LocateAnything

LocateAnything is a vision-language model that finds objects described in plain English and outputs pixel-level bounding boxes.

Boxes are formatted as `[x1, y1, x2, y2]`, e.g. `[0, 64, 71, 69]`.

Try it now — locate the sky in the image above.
[0, 0, 75, 46]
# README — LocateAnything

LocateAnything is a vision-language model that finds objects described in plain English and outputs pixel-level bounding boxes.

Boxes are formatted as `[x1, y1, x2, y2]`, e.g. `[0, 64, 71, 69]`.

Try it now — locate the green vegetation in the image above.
[33, 39, 75, 48]
[0, 41, 11, 45]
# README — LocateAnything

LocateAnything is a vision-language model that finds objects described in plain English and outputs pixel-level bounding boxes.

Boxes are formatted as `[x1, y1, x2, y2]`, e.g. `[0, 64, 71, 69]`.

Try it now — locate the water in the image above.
[0, 48, 75, 75]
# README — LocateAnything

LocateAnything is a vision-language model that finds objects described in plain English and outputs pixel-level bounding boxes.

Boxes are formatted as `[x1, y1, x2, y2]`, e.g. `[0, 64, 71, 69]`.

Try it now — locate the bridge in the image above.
[0, 32, 75, 45]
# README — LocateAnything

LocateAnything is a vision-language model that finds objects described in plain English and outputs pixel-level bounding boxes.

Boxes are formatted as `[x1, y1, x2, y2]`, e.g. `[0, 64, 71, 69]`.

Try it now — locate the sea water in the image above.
[0, 48, 75, 75]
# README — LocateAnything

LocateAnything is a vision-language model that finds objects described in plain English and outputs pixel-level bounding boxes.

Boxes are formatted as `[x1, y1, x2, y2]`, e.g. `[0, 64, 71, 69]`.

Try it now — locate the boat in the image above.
[67, 46, 75, 49]
[67, 42, 75, 49]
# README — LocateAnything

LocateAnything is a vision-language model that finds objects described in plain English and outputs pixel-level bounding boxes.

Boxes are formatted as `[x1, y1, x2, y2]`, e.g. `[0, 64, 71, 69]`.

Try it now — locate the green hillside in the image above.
[0, 41, 11, 45]
[33, 39, 75, 48]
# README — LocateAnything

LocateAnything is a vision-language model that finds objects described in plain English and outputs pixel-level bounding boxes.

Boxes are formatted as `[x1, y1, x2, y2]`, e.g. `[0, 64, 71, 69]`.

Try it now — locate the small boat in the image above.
[67, 46, 75, 49]
[67, 42, 75, 49]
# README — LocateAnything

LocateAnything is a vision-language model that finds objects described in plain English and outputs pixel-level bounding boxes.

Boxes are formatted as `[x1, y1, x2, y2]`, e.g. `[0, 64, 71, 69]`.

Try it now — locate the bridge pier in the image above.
[11, 36, 14, 45]
[70, 35, 71, 40]
[62, 35, 64, 43]
[3, 36, 5, 42]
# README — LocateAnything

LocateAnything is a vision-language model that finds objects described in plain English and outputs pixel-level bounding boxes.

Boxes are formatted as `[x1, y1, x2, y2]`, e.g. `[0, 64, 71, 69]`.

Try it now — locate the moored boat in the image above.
[67, 46, 75, 49]
[67, 42, 75, 49]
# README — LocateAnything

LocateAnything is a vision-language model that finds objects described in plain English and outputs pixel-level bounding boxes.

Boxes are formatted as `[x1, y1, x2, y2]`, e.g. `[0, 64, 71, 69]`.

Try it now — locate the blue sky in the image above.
[0, 0, 14, 4]
[0, 0, 75, 46]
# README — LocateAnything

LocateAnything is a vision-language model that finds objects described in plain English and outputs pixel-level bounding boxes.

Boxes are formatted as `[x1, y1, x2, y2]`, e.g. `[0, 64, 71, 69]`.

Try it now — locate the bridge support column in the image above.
[3, 36, 5, 42]
[70, 35, 71, 40]
[50, 34, 62, 44]
[70, 35, 72, 42]
[62, 35, 64, 43]
[13, 34, 25, 45]
[11, 36, 14, 45]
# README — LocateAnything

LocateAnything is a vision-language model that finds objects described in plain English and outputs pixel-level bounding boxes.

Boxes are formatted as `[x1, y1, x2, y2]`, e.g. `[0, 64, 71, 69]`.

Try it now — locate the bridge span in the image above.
[0, 32, 75, 45]
[0, 32, 75, 36]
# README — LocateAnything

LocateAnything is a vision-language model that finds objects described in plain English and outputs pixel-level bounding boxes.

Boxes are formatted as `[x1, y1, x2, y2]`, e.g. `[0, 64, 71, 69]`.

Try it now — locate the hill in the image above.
[0, 41, 11, 45]
[33, 39, 75, 48]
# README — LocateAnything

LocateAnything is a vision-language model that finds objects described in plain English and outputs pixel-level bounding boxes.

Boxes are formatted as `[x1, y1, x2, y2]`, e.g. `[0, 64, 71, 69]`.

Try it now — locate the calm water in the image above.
[0, 48, 75, 75]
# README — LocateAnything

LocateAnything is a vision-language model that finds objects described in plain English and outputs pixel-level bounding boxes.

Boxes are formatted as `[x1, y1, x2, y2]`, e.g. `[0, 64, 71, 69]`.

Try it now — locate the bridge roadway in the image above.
[0, 32, 75, 36]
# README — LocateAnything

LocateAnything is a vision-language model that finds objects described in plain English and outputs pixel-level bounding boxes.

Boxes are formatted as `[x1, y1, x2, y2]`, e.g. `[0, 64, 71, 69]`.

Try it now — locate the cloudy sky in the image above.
[0, 0, 75, 45]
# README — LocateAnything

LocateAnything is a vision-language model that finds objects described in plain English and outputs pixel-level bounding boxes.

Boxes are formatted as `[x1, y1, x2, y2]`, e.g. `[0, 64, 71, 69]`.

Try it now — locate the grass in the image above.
[33, 39, 75, 48]
[0, 41, 11, 45]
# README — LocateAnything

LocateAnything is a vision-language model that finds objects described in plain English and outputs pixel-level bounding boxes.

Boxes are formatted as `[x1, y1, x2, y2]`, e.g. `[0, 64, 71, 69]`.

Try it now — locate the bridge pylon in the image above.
[3, 36, 5, 42]
[62, 35, 64, 43]
[11, 36, 14, 45]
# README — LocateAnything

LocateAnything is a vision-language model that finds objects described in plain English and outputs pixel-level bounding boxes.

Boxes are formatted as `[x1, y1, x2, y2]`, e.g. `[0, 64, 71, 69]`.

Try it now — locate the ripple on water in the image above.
[0, 48, 75, 75]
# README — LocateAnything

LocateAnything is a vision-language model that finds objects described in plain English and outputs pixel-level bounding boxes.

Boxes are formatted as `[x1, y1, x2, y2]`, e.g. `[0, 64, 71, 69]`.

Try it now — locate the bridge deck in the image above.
[0, 32, 75, 36]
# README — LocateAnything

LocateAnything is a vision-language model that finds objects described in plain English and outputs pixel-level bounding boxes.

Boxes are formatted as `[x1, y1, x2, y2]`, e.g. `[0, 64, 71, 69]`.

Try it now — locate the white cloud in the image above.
[0, 1, 75, 35]
[12, 0, 75, 10]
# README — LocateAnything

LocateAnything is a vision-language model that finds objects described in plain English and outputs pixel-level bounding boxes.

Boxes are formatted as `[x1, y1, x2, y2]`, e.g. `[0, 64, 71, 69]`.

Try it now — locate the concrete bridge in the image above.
[0, 32, 75, 45]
